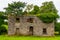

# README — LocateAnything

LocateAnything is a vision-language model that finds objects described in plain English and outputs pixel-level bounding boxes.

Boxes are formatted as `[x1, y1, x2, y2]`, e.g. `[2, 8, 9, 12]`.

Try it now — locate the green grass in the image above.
[0, 35, 60, 40]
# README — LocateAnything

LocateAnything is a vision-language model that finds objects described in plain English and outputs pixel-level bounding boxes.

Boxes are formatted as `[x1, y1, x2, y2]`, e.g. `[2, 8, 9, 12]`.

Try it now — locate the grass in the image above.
[0, 35, 60, 40]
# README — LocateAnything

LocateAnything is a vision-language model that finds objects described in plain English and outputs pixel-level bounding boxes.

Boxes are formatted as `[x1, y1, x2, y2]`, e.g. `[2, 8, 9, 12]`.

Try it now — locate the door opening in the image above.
[15, 28, 20, 35]
[29, 26, 33, 35]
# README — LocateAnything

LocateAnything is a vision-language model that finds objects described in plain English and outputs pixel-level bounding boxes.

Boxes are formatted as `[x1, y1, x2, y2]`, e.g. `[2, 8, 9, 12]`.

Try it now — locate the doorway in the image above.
[15, 28, 20, 35]
[29, 26, 33, 35]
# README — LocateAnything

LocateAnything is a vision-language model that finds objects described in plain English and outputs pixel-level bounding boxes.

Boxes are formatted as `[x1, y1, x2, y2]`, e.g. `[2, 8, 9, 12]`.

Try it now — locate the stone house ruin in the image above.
[8, 15, 54, 36]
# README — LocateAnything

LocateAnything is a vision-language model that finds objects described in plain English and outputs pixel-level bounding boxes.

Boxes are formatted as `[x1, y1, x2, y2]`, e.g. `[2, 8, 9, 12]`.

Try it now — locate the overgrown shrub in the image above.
[38, 12, 59, 23]
[0, 26, 7, 35]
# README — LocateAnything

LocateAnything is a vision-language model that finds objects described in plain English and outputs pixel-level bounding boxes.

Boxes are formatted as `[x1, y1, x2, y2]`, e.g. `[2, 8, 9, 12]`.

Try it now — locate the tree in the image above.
[4, 1, 26, 16]
[38, 1, 59, 23]
[55, 23, 60, 34]
[40, 1, 58, 13]
[0, 12, 7, 25]
[29, 1, 59, 23]
[39, 12, 58, 23]
[30, 5, 40, 15]
[0, 11, 7, 35]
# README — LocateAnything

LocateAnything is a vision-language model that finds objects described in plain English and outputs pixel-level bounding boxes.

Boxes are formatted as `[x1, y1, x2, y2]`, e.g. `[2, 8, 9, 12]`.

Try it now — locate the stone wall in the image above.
[8, 15, 54, 36]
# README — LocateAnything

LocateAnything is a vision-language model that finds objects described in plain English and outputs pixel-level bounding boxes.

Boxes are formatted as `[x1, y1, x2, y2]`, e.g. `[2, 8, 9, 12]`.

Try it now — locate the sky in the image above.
[0, 0, 60, 22]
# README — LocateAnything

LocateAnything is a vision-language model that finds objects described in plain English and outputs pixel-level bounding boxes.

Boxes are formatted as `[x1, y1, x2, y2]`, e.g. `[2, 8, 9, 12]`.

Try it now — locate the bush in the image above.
[55, 23, 60, 35]
[0, 26, 7, 35]
[38, 12, 59, 23]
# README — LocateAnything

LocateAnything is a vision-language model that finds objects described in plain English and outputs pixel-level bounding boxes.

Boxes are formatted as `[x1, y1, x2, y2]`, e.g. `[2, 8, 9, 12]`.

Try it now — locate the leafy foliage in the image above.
[30, 5, 40, 15]
[0, 11, 7, 35]
[40, 1, 58, 13]
[0, 12, 7, 25]
[38, 1, 59, 23]
[55, 23, 60, 34]
[39, 12, 59, 23]
[29, 1, 59, 23]
[5, 1, 59, 23]
[0, 26, 7, 35]
[4, 2, 26, 16]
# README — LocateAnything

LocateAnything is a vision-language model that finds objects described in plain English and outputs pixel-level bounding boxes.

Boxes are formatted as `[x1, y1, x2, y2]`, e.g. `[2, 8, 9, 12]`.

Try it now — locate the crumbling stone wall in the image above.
[8, 15, 54, 36]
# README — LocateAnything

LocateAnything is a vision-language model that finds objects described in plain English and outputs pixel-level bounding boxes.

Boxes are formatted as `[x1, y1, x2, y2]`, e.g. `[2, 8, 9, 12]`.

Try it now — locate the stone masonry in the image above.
[8, 15, 54, 36]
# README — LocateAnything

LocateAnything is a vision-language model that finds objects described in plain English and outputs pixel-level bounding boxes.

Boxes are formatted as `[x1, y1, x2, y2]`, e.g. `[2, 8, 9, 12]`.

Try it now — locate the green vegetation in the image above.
[38, 1, 58, 23]
[39, 12, 58, 23]
[55, 23, 60, 34]
[0, 35, 60, 40]
[4, 1, 59, 23]
[30, 1, 59, 23]
[30, 5, 40, 15]
[4, 1, 26, 16]
[0, 12, 7, 35]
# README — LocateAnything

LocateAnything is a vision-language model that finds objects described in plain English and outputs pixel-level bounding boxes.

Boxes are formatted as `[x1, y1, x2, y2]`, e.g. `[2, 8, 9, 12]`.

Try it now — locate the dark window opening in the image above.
[16, 18, 20, 22]
[16, 28, 19, 30]
[43, 28, 47, 34]
[29, 26, 33, 35]
[27, 18, 33, 23]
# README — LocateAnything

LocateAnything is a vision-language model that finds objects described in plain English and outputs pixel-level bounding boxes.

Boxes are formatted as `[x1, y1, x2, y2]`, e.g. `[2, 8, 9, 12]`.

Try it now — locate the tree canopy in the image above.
[0, 11, 7, 25]
[38, 1, 59, 23]
[29, 1, 59, 23]
[55, 23, 60, 34]
[39, 1, 58, 13]
[30, 5, 40, 15]
[0, 11, 7, 35]
[4, 1, 26, 16]
[4, 1, 59, 23]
